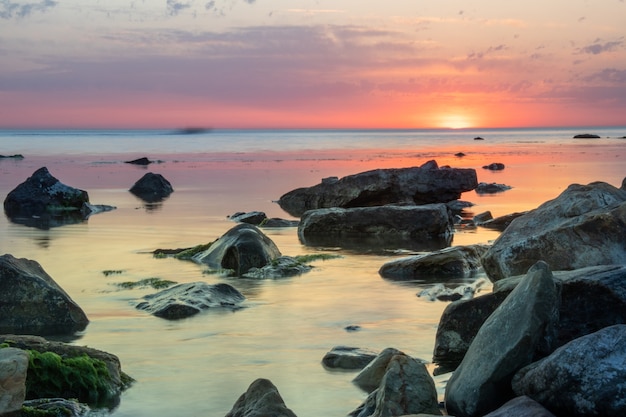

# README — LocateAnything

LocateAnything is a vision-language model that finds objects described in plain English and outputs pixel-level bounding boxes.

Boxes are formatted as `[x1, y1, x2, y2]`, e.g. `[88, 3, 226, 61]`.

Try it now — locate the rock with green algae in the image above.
[0, 335, 133, 410]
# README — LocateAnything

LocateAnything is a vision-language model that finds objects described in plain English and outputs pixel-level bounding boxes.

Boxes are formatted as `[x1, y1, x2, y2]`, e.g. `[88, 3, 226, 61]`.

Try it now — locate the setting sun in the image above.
[437, 114, 475, 129]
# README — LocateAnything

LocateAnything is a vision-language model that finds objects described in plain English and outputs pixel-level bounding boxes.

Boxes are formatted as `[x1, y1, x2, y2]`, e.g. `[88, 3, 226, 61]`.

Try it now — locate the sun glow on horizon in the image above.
[437, 113, 476, 129]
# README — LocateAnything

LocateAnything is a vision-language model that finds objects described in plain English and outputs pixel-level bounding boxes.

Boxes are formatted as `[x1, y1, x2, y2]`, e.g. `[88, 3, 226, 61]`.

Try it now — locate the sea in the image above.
[0, 127, 624, 416]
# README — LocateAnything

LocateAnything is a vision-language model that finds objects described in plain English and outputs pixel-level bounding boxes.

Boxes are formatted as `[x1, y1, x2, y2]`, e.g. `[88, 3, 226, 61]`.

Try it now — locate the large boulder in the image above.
[433, 264, 626, 371]
[129, 172, 173, 203]
[278, 161, 478, 217]
[298, 204, 453, 252]
[350, 352, 441, 417]
[379, 244, 489, 281]
[3, 167, 89, 216]
[192, 224, 281, 276]
[0, 334, 132, 409]
[512, 325, 626, 416]
[226, 378, 297, 417]
[0, 254, 89, 335]
[0, 347, 29, 415]
[3, 167, 98, 228]
[136, 282, 246, 319]
[482, 181, 626, 281]
[444, 261, 560, 417]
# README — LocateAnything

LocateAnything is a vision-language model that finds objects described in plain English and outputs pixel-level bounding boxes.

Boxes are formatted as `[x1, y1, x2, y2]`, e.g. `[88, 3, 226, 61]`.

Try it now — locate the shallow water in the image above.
[0, 128, 624, 416]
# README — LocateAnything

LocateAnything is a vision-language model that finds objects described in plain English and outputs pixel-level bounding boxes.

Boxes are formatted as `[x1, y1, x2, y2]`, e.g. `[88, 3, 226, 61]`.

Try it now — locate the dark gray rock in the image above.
[322, 346, 378, 370]
[225, 378, 297, 417]
[136, 282, 245, 319]
[512, 325, 626, 417]
[475, 182, 511, 194]
[3, 167, 97, 227]
[0, 254, 89, 335]
[482, 162, 505, 170]
[472, 211, 493, 224]
[353, 348, 405, 394]
[433, 264, 626, 373]
[482, 396, 556, 417]
[129, 172, 173, 202]
[298, 204, 453, 252]
[482, 181, 626, 281]
[192, 224, 282, 276]
[478, 211, 528, 231]
[125, 157, 152, 165]
[379, 244, 489, 281]
[350, 353, 441, 417]
[260, 218, 299, 228]
[230, 211, 267, 225]
[573, 133, 601, 138]
[278, 161, 478, 217]
[444, 261, 560, 417]
[3, 167, 89, 216]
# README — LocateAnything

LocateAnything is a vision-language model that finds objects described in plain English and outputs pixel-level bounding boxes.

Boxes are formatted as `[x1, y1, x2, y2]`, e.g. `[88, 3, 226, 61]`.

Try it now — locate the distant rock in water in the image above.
[129, 172, 173, 202]
[278, 160, 478, 217]
[174, 127, 212, 134]
[482, 162, 505, 170]
[0, 154, 24, 159]
[573, 133, 600, 139]
[475, 182, 512, 194]
[125, 157, 153, 165]
[474, 136, 485, 140]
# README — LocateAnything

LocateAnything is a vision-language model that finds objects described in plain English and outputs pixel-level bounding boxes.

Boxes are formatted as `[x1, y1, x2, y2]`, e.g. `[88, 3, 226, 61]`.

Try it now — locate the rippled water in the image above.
[0, 128, 624, 416]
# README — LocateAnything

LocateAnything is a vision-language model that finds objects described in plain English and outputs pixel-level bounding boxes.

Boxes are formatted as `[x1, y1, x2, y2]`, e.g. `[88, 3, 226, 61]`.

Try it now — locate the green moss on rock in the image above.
[26, 350, 113, 405]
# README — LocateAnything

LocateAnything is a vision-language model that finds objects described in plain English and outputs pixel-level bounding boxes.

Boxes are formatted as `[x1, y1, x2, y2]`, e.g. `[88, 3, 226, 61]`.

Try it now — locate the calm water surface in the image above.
[0, 128, 624, 416]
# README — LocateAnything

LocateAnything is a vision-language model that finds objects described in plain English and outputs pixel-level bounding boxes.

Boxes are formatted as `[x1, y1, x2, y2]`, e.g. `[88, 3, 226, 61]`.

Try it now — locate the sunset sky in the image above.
[1, 0, 625, 129]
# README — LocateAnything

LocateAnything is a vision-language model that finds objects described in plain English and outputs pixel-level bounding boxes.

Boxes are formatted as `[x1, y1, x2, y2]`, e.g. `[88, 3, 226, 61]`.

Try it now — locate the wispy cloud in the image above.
[0, 0, 57, 19]
[577, 37, 624, 55]
[166, 0, 191, 17]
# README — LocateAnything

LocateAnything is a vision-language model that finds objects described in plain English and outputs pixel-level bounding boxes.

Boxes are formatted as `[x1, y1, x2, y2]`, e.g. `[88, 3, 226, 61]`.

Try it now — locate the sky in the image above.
[1, 0, 625, 129]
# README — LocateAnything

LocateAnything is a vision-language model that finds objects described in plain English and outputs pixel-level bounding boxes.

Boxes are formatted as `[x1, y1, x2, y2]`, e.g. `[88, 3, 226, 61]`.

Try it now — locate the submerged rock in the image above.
[482, 162, 505, 170]
[124, 157, 153, 165]
[0, 254, 89, 336]
[192, 224, 282, 276]
[475, 182, 511, 194]
[573, 133, 601, 139]
[482, 180, 626, 281]
[230, 211, 267, 225]
[512, 325, 626, 417]
[136, 282, 246, 319]
[444, 261, 560, 417]
[298, 204, 453, 252]
[322, 346, 378, 370]
[242, 256, 312, 279]
[226, 378, 297, 417]
[278, 161, 478, 217]
[379, 244, 489, 281]
[129, 172, 173, 202]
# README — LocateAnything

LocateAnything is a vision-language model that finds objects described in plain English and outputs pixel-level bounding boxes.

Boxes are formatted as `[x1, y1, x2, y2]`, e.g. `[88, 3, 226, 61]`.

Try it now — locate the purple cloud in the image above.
[578, 38, 624, 55]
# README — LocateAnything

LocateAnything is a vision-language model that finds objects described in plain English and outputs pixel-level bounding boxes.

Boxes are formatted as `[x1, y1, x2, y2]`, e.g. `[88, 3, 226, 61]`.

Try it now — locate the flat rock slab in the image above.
[298, 204, 453, 252]
[278, 161, 477, 217]
[136, 282, 246, 319]
[322, 346, 379, 370]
